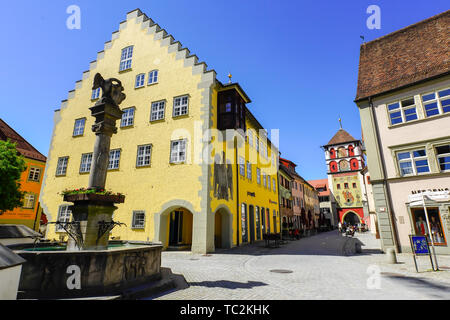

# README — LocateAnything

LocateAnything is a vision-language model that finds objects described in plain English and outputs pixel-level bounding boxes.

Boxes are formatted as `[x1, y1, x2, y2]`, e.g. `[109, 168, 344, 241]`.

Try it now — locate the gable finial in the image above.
[228, 73, 232, 84]
[339, 117, 343, 129]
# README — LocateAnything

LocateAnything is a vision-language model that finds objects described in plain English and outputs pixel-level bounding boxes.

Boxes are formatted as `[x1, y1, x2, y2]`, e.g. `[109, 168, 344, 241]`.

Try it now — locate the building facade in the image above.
[355, 10, 450, 253]
[322, 128, 371, 228]
[309, 179, 338, 228]
[40, 9, 280, 254]
[0, 119, 47, 231]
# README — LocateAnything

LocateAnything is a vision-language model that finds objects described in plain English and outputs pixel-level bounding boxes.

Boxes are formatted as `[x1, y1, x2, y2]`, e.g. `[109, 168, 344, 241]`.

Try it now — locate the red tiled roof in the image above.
[355, 10, 450, 102]
[325, 129, 358, 146]
[308, 179, 330, 197]
[0, 119, 46, 162]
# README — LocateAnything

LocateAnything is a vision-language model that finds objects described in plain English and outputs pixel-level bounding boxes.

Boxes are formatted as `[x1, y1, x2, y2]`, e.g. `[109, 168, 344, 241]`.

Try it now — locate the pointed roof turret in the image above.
[324, 128, 358, 147]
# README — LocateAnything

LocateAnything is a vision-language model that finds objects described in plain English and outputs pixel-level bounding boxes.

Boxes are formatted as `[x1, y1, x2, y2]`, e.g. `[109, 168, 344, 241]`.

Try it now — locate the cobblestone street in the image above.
[145, 231, 450, 300]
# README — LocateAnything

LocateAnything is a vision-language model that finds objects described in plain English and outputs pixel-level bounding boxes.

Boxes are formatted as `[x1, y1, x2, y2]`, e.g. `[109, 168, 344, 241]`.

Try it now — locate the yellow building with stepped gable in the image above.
[40, 9, 280, 254]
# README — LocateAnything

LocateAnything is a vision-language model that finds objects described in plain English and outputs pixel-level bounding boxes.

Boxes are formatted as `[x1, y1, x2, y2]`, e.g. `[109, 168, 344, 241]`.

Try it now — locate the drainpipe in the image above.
[235, 136, 240, 247]
[368, 97, 400, 252]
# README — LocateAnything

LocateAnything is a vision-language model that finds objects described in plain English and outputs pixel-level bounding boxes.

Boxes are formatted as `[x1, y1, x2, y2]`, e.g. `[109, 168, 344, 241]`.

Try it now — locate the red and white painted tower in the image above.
[322, 126, 371, 227]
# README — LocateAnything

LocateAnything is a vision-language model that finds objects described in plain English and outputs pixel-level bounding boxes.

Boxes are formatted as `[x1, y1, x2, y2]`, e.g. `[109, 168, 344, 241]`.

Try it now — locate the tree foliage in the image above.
[0, 139, 27, 214]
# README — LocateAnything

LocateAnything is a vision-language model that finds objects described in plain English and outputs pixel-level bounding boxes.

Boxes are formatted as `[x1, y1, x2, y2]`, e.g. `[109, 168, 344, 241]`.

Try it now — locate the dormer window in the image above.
[119, 46, 133, 71]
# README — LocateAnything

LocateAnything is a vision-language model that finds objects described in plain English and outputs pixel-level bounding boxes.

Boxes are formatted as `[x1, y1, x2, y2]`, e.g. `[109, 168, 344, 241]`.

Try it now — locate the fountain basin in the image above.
[13, 241, 162, 299]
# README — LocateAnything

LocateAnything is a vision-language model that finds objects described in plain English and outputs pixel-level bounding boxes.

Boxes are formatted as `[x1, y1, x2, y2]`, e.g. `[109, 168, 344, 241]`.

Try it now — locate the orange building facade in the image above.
[0, 119, 47, 231]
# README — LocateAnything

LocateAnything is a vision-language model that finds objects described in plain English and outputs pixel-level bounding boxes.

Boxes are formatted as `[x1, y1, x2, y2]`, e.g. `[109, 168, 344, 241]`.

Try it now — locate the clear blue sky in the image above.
[1, 1, 448, 180]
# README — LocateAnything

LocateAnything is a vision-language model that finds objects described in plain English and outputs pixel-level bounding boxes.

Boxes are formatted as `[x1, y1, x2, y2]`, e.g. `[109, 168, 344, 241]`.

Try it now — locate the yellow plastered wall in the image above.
[41, 14, 208, 242]
[209, 98, 280, 246]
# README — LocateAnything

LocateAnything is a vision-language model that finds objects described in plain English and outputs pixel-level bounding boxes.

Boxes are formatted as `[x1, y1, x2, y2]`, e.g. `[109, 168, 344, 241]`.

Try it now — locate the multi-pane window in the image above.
[272, 178, 276, 192]
[121, 108, 135, 127]
[256, 137, 260, 153]
[56, 157, 69, 176]
[397, 149, 430, 176]
[56, 205, 72, 232]
[248, 130, 254, 147]
[247, 161, 252, 180]
[422, 88, 450, 117]
[136, 144, 152, 167]
[108, 149, 121, 170]
[387, 97, 418, 125]
[148, 70, 158, 85]
[28, 167, 41, 182]
[436, 145, 450, 172]
[22, 193, 36, 209]
[132, 211, 146, 229]
[73, 118, 86, 136]
[80, 153, 93, 173]
[268, 175, 271, 190]
[91, 87, 101, 100]
[173, 96, 189, 117]
[170, 140, 187, 163]
[263, 173, 267, 188]
[257, 168, 261, 184]
[135, 73, 145, 88]
[239, 156, 245, 176]
[151, 101, 166, 121]
[119, 46, 133, 71]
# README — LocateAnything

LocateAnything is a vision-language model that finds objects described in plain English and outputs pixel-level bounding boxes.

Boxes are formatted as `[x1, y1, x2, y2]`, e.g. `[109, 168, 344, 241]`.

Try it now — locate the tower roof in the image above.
[324, 128, 358, 147]
[0, 119, 46, 162]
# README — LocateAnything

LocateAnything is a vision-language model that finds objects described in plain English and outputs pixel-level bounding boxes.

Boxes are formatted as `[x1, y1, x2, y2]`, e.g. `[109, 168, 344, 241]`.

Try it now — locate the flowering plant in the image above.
[60, 187, 123, 197]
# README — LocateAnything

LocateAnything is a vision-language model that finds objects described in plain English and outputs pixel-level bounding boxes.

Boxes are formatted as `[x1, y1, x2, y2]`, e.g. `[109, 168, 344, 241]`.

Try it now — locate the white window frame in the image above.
[148, 70, 158, 85]
[170, 139, 187, 164]
[91, 87, 101, 100]
[108, 149, 121, 170]
[247, 161, 252, 180]
[121, 107, 135, 127]
[56, 205, 72, 232]
[136, 144, 152, 167]
[268, 175, 271, 190]
[73, 118, 86, 137]
[397, 149, 430, 176]
[173, 95, 189, 117]
[257, 168, 261, 184]
[272, 178, 276, 192]
[248, 130, 254, 147]
[239, 156, 245, 176]
[119, 46, 133, 71]
[22, 193, 36, 209]
[435, 144, 450, 173]
[28, 167, 41, 182]
[56, 157, 69, 176]
[151, 100, 166, 121]
[263, 172, 267, 188]
[422, 87, 450, 118]
[387, 97, 418, 125]
[135, 73, 145, 88]
[80, 153, 93, 173]
[132, 211, 146, 229]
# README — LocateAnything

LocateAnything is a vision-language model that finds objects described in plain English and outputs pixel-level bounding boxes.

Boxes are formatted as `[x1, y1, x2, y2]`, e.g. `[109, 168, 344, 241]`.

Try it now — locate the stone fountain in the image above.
[11, 74, 163, 299]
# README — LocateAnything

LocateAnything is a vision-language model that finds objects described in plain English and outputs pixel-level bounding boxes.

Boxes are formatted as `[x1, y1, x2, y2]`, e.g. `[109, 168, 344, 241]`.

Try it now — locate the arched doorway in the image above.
[342, 211, 361, 226]
[214, 207, 233, 249]
[158, 204, 194, 251]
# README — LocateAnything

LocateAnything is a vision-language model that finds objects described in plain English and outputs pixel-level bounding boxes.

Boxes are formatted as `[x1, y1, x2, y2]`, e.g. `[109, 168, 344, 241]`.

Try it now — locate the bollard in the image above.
[386, 248, 397, 264]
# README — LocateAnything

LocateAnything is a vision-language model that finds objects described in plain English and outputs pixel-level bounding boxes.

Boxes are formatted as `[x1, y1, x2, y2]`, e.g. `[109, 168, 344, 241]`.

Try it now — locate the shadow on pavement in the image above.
[382, 273, 450, 293]
[189, 280, 268, 290]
